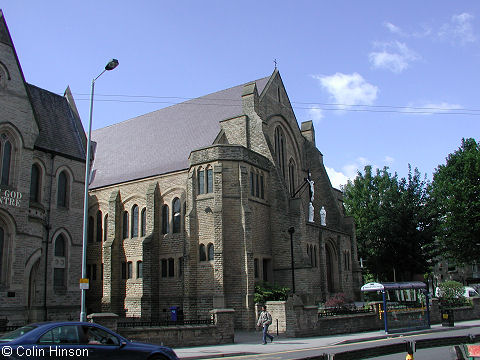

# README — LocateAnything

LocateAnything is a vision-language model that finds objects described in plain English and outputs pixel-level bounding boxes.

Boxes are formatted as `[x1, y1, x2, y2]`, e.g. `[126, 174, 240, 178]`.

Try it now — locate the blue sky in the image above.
[2, 1, 479, 188]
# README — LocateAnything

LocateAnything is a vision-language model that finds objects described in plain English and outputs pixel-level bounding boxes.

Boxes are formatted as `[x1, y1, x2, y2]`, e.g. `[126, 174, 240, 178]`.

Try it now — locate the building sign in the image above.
[361, 282, 384, 292]
[79, 278, 89, 290]
[0, 190, 22, 207]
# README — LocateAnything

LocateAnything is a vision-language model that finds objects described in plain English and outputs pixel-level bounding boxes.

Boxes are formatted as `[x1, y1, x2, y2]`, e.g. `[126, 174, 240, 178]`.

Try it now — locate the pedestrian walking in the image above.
[257, 305, 274, 344]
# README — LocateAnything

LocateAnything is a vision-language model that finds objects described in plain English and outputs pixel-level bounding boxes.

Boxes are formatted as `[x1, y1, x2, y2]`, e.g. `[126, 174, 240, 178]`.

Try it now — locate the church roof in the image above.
[27, 84, 86, 161]
[0, 10, 13, 47]
[90, 75, 271, 189]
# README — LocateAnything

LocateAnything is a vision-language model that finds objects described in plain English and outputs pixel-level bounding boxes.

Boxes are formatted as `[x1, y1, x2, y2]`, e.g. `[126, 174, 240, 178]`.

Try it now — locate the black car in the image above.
[0, 321, 178, 359]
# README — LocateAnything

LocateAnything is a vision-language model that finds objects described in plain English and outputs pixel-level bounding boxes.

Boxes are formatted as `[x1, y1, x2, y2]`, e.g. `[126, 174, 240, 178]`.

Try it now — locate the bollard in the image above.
[405, 340, 415, 360]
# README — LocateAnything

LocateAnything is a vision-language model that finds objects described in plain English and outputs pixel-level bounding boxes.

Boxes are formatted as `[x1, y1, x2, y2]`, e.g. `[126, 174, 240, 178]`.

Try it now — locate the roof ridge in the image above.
[27, 82, 66, 99]
[93, 75, 271, 132]
[0, 9, 13, 47]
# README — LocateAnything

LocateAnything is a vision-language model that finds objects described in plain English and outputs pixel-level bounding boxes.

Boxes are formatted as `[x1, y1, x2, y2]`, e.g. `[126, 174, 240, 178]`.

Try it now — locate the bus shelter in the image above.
[361, 281, 430, 334]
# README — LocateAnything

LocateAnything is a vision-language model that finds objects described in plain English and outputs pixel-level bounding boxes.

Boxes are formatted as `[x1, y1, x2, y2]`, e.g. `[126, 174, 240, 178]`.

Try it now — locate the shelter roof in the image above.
[361, 282, 427, 292]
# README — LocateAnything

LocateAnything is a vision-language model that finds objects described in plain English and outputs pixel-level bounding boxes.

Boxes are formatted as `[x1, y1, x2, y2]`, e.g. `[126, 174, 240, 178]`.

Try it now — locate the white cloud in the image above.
[313, 73, 378, 107]
[403, 102, 462, 115]
[325, 166, 350, 189]
[383, 21, 431, 38]
[384, 156, 395, 165]
[325, 156, 394, 189]
[439, 13, 476, 44]
[421, 102, 462, 112]
[384, 22, 405, 36]
[369, 41, 420, 73]
[308, 106, 324, 121]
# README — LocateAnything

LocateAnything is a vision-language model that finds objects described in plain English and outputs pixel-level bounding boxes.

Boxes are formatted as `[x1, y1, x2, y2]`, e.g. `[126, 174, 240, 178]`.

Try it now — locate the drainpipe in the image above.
[43, 153, 55, 321]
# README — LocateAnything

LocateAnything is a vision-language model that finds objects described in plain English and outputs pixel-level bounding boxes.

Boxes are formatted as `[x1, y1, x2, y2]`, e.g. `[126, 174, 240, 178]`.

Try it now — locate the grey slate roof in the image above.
[90, 76, 270, 189]
[27, 84, 86, 161]
[0, 10, 13, 47]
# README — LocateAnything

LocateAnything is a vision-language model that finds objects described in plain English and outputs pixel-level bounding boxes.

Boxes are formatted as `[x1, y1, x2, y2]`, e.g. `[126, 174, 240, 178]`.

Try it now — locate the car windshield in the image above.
[0, 325, 38, 341]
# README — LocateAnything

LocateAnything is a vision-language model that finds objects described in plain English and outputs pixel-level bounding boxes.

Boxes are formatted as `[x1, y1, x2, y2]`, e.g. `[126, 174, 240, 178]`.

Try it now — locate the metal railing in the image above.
[318, 307, 374, 318]
[117, 318, 214, 328]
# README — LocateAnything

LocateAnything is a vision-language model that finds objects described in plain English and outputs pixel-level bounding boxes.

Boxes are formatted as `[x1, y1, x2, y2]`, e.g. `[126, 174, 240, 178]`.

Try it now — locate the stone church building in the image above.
[0, 11, 86, 323]
[87, 68, 363, 328]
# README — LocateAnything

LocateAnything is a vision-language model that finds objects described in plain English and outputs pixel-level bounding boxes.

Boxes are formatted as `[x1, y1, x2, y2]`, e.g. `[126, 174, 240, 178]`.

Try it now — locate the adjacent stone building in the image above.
[0, 11, 86, 323]
[87, 68, 363, 328]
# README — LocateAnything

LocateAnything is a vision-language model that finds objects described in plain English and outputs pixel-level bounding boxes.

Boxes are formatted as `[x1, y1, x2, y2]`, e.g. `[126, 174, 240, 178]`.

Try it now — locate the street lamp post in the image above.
[80, 59, 119, 322]
[288, 227, 295, 294]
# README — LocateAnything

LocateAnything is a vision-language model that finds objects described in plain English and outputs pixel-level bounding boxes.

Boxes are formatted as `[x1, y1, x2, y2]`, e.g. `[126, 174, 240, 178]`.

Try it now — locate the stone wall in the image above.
[265, 296, 480, 337]
[88, 309, 235, 348]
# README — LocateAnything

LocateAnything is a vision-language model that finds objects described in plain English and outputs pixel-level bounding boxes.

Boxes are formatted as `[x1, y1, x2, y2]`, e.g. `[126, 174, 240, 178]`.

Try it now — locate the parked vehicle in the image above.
[464, 286, 480, 298]
[435, 286, 480, 298]
[0, 321, 178, 359]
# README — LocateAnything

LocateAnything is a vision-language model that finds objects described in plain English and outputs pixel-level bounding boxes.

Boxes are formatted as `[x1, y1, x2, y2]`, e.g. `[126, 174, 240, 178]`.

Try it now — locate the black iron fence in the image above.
[318, 307, 374, 318]
[117, 318, 214, 328]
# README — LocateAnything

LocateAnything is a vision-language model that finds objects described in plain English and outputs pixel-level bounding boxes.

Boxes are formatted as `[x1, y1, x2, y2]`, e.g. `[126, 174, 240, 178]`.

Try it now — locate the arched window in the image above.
[141, 208, 146, 236]
[87, 216, 94, 243]
[314, 246, 317, 267]
[122, 211, 129, 239]
[288, 159, 295, 196]
[172, 198, 181, 233]
[54, 234, 66, 290]
[199, 244, 206, 261]
[161, 259, 167, 277]
[137, 260, 143, 279]
[96, 210, 102, 242]
[127, 261, 132, 279]
[274, 127, 286, 177]
[206, 166, 213, 193]
[183, 202, 186, 232]
[54, 235, 65, 257]
[250, 171, 255, 196]
[260, 174, 265, 199]
[0, 227, 4, 278]
[104, 214, 108, 242]
[30, 164, 41, 203]
[57, 171, 69, 207]
[198, 167, 205, 195]
[168, 258, 175, 277]
[131, 205, 138, 238]
[207, 243, 214, 261]
[1, 138, 12, 186]
[161, 205, 169, 234]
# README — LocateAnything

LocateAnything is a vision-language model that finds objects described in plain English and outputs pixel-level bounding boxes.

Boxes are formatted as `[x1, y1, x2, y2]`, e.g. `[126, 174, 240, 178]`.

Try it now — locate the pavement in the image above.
[174, 319, 480, 359]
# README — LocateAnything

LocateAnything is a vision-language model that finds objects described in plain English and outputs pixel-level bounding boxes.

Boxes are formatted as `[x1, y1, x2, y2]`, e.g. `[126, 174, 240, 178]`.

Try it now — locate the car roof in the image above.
[5, 321, 126, 344]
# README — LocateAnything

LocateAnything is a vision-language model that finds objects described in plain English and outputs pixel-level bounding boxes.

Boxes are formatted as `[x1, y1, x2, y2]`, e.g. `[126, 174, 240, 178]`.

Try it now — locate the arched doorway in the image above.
[27, 259, 40, 322]
[325, 241, 339, 294]
[326, 245, 334, 293]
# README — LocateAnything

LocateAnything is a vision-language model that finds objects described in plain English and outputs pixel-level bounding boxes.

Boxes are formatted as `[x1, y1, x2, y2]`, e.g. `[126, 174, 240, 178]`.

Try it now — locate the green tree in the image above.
[430, 138, 480, 264]
[344, 165, 434, 281]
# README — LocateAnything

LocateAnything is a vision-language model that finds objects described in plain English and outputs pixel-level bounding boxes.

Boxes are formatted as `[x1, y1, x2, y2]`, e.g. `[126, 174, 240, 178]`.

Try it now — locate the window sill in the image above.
[197, 193, 214, 200]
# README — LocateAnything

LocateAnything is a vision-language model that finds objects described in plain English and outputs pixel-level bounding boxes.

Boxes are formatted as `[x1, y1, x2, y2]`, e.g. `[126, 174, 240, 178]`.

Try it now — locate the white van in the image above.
[464, 286, 480, 298]
[434, 286, 479, 298]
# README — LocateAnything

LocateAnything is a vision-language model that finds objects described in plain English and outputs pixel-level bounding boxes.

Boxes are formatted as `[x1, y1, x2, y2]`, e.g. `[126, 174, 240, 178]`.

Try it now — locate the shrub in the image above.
[324, 293, 348, 309]
[254, 282, 290, 304]
[437, 280, 468, 308]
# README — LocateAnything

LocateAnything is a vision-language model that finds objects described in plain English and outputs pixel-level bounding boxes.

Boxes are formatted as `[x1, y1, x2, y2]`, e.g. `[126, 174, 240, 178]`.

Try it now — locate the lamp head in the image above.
[105, 59, 119, 71]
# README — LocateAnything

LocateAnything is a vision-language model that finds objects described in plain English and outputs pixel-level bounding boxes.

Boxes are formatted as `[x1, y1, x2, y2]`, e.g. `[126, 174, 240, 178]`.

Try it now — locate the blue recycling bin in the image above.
[170, 306, 179, 322]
